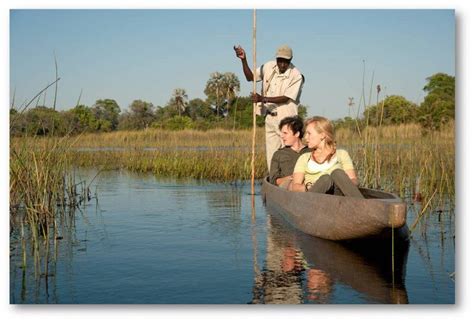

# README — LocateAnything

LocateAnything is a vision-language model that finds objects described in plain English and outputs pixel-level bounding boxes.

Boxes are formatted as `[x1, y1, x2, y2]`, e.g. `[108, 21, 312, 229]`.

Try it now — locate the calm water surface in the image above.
[10, 170, 455, 304]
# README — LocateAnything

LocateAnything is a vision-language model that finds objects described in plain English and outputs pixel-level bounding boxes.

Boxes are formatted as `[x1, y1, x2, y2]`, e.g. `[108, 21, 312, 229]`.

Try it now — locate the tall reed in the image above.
[337, 121, 455, 231]
[11, 128, 268, 182]
[11, 124, 454, 231]
[10, 135, 88, 279]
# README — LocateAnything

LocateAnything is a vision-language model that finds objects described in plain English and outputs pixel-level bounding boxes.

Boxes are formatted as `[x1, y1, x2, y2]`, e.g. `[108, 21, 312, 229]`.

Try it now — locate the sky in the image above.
[9, 9, 455, 120]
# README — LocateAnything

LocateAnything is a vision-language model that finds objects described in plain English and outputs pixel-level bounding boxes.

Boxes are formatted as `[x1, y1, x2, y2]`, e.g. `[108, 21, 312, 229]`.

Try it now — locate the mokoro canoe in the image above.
[261, 177, 409, 241]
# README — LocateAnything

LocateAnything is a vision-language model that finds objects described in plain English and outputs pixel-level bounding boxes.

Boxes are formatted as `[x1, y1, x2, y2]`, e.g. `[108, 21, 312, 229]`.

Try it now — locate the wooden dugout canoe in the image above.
[261, 177, 409, 241]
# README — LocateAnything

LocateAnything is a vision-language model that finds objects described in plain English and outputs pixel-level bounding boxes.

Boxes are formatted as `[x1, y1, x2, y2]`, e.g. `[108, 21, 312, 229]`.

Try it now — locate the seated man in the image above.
[269, 116, 311, 189]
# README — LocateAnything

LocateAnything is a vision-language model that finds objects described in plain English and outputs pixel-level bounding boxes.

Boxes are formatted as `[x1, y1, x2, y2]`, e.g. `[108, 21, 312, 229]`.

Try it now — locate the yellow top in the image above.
[294, 149, 355, 185]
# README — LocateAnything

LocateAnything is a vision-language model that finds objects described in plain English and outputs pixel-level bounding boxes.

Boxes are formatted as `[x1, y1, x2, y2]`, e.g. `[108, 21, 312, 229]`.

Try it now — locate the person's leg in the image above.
[308, 175, 334, 194]
[265, 115, 283, 171]
[333, 185, 344, 196]
[330, 169, 365, 198]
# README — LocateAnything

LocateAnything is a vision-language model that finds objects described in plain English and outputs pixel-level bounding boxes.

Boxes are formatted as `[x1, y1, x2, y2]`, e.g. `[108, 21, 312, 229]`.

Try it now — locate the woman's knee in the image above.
[331, 168, 348, 179]
[308, 174, 333, 193]
[318, 174, 333, 186]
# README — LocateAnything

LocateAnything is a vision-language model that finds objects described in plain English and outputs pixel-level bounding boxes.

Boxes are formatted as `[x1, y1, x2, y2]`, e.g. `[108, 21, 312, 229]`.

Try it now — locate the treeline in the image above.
[334, 73, 455, 131]
[10, 71, 308, 136]
[10, 72, 453, 136]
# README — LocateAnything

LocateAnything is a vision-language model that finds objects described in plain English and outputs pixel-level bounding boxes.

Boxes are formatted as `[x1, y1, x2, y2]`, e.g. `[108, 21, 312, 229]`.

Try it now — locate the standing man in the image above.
[234, 44, 305, 171]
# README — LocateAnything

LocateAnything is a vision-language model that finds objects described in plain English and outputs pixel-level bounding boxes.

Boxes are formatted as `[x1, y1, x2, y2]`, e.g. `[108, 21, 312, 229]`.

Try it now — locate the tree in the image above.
[223, 72, 240, 116]
[186, 98, 214, 120]
[227, 96, 265, 129]
[23, 106, 67, 136]
[204, 72, 225, 116]
[422, 73, 455, 96]
[333, 116, 359, 130]
[92, 99, 121, 131]
[204, 72, 240, 117]
[169, 88, 188, 117]
[298, 104, 308, 119]
[417, 73, 455, 130]
[363, 95, 417, 125]
[10, 108, 26, 136]
[68, 104, 97, 133]
[155, 104, 178, 122]
[118, 100, 155, 130]
[161, 115, 193, 130]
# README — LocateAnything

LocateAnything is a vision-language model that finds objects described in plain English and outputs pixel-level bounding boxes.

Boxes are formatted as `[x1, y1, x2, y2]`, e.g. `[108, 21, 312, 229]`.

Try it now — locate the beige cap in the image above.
[275, 45, 293, 60]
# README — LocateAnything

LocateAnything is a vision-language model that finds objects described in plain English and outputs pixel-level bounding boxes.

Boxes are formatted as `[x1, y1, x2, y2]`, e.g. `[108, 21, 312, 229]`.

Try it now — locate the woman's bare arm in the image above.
[345, 169, 359, 186]
[288, 172, 306, 192]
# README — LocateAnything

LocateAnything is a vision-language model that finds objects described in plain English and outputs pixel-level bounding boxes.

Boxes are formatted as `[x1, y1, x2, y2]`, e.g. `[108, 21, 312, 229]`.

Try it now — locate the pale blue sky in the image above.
[10, 9, 455, 120]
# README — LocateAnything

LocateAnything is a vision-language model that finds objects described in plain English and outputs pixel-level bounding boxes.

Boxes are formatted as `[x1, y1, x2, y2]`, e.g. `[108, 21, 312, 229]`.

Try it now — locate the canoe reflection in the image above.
[251, 212, 410, 304]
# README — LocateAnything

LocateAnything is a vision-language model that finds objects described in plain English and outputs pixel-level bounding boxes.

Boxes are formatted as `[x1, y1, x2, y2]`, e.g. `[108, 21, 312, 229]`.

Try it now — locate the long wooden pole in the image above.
[251, 9, 257, 195]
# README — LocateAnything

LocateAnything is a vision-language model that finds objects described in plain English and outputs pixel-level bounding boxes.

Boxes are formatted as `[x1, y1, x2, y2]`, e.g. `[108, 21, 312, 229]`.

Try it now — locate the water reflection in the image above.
[253, 211, 410, 304]
[205, 183, 243, 218]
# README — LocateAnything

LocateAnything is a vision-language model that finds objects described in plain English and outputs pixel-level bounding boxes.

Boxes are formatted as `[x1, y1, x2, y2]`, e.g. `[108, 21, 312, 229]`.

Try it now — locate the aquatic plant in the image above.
[336, 121, 454, 231]
[10, 135, 90, 279]
[11, 124, 454, 232]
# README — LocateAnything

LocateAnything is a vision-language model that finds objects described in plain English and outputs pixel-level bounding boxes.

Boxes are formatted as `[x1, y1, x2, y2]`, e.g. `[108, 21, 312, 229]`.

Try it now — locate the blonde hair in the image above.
[305, 116, 337, 152]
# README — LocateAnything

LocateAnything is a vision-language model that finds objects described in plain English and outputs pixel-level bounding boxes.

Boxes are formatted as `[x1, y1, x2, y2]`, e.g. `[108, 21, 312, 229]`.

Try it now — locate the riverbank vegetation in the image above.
[10, 136, 90, 278]
[11, 122, 454, 200]
[10, 73, 453, 136]
[10, 70, 455, 266]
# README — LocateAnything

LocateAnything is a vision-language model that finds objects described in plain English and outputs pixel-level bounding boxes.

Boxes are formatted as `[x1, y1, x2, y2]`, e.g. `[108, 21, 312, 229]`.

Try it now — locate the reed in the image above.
[67, 146, 267, 182]
[55, 128, 264, 149]
[10, 135, 88, 279]
[11, 124, 454, 230]
[11, 128, 268, 181]
[336, 121, 454, 231]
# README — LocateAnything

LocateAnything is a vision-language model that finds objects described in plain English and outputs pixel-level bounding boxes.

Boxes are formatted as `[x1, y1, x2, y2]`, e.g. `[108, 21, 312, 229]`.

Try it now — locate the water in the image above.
[9, 170, 455, 304]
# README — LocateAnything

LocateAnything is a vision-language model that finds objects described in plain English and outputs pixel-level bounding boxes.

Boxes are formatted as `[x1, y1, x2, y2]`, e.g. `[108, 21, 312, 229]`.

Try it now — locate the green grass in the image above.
[10, 124, 454, 236]
[10, 135, 87, 277]
[337, 122, 454, 232]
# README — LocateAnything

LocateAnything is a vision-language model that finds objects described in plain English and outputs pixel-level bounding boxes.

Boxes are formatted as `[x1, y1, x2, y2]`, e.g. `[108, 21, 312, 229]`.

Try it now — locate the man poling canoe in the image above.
[233, 44, 305, 172]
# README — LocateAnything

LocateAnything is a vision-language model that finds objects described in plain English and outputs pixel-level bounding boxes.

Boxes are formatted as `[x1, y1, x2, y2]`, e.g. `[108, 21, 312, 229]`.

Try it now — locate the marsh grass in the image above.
[11, 124, 454, 234]
[337, 121, 454, 232]
[66, 128, 264, 149]
[12, 128, 268, 182]
[10, 135, 90, 280]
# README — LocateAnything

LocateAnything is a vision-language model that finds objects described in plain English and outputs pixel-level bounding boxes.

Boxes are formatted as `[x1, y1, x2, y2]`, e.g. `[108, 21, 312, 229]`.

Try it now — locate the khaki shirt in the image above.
[256, 61, 304, 122]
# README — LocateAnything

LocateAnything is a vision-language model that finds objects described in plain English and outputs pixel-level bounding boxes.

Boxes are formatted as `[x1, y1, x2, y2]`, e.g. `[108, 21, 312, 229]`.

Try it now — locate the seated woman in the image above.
[269, 116, 311, 189]
[288, 116, 364, 198]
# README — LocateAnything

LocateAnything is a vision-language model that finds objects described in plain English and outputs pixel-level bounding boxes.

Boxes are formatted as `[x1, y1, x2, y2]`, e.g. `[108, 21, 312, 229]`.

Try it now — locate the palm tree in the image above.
[204, 72, 240, 117]
[223, 72, 240, 114]
[204, 72, 224, 116]
[171, 88, 188, 116]
[222, 72, 241, 130]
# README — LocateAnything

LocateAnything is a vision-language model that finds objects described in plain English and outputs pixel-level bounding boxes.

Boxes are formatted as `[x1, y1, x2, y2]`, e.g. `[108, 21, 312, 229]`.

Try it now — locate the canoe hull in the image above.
[261, 178, 408, 241]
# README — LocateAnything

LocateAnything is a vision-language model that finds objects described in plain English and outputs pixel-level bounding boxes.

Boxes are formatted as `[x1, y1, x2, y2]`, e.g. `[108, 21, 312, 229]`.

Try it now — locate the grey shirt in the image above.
[269, 146, 312, 185]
